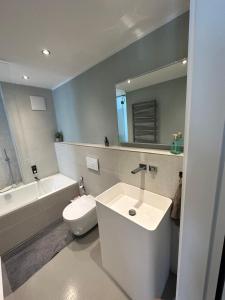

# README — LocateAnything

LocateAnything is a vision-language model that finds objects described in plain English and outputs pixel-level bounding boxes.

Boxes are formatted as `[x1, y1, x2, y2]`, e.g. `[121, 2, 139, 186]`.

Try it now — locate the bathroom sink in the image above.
[96, 182, 171, 231]
[96, 182, 172, 300]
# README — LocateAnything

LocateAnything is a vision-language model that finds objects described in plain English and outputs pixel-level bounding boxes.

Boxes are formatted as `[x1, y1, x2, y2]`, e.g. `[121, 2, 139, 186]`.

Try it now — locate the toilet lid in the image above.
[63, 195, 96, 221]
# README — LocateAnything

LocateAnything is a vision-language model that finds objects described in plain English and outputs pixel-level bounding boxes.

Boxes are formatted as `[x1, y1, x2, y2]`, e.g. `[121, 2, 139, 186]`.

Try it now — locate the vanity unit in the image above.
[96, 182, 172, 300]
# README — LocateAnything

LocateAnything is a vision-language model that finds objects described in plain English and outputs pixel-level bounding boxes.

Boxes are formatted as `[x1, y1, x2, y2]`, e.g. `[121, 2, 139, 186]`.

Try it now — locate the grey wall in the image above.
[126, 76, 187, 144]
[0, 90, 21, 189]
[1, 83, 58, 184]
[53, 13, 189, 145]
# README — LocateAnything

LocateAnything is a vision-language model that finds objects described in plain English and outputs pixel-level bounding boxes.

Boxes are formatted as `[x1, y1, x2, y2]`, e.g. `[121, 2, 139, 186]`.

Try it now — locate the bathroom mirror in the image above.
[115, 59, 187, 148]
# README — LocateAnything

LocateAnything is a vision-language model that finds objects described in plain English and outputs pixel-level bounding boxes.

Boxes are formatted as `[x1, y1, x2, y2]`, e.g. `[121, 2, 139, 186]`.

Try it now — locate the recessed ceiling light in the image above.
[42, 49, 51, 56]
[22, 75, 29, 80]
[127, 79, 131, 84]
[182, 59, 187, 65]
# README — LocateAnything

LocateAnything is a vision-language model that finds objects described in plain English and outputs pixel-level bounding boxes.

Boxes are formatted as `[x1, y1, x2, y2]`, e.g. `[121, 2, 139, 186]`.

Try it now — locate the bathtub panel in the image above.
[38, 185, 79, 210]
[0, 185, 77, 230]
[0, 174, 78, 255]
[0, 213, 50, 254]
[40, 188, 78, 223]
[0, 200, 43, 231]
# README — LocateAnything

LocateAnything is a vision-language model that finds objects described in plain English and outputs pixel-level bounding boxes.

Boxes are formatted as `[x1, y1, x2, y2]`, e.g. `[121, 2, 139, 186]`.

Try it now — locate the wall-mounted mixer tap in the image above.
[131, 164, 147, 174]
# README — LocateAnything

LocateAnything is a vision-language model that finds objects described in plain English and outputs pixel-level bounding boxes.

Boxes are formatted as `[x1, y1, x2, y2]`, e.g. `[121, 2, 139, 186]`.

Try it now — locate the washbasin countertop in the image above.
[96, 182, 172, 231]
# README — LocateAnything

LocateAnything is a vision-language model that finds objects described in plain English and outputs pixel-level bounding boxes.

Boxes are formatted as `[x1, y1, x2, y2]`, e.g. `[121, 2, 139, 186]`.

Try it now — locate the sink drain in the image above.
[129, 209, 136, 216]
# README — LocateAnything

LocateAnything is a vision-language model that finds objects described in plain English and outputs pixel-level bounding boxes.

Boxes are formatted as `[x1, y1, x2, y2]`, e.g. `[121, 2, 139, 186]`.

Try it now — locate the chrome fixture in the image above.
[149, 165, 157, 173]
[42, 49, 51, 56]
[129, 209, 136, 216]
[22, 75, 29, 80]
[79, 176, 86, 196]
[0, 148, 16, 193]
[131, 164, 147, 174]
[4, 148, 15, 184]
[4, 148, 9, 162]
[31, 165, 40, 181]
[31, 165, 38, 175]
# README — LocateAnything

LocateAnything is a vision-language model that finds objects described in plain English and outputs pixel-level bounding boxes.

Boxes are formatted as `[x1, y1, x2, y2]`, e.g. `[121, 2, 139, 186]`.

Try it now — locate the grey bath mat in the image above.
[2, 220, 74, 293]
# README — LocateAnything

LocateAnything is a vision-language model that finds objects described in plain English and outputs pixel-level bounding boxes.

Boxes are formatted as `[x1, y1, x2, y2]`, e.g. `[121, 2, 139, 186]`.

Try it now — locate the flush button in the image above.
[129, 209, 136, 216]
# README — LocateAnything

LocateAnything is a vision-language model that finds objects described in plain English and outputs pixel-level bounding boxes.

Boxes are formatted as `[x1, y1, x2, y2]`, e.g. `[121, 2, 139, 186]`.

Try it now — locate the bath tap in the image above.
[34, 176, 40, 181]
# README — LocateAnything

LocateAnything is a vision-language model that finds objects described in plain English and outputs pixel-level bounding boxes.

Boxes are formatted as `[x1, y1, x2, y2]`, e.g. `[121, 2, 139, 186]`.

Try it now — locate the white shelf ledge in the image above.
[55, 142, 184, 157]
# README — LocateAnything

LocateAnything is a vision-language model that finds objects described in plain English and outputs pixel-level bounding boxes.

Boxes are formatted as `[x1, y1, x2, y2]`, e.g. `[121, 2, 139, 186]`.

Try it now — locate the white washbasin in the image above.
[96, 182, 172, 231]
[96, 182, 172, 300]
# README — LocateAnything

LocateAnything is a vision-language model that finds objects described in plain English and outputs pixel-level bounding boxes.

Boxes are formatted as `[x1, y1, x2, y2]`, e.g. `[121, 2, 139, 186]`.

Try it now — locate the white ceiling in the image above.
[116, 60, 187, 93]
[0, 0, 189, 89]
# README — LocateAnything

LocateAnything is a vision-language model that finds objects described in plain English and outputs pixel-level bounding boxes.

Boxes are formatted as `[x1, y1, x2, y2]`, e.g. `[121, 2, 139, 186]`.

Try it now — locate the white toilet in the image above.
[63, 195, 97, 236]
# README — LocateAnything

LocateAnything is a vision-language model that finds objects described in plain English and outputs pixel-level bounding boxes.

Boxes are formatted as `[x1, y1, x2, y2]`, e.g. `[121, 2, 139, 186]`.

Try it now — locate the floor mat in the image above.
[2, 220, 74, 293]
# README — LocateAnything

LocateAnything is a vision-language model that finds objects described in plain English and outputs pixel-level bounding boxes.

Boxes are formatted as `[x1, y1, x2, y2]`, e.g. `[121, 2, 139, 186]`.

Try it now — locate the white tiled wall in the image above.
[55, 143, 183, 198]
[55, 142, 183, 273]
[0, 92, 21, 189]
[1, 83, 58, 184]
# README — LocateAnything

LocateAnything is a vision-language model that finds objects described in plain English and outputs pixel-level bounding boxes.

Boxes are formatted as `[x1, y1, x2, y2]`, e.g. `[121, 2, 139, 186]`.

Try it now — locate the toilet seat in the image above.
[63, 195, 96, 221]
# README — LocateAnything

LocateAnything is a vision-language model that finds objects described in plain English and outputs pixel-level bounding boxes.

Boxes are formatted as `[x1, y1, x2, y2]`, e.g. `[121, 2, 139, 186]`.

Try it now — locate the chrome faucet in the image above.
[34, 176, 40, 181]
[3, 148, 15, 185]
[131, 164, 147, 174]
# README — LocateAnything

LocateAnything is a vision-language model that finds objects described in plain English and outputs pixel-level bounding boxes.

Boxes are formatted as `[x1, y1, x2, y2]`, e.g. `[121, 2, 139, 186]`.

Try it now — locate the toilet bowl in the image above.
[63, 195, 97, 236]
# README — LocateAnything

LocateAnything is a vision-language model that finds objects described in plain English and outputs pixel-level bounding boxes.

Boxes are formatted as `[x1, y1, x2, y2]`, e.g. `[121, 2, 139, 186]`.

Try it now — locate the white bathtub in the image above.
[0, 173, 78, 254]
[0, 174, 76, 217]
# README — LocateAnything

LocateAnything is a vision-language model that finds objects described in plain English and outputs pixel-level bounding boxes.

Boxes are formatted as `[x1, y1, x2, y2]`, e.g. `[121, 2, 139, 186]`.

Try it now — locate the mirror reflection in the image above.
[116, 59, 187, 146]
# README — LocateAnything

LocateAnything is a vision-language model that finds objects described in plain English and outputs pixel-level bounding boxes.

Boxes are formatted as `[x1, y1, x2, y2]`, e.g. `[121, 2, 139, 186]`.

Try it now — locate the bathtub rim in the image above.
[0, 173, 77, 218]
